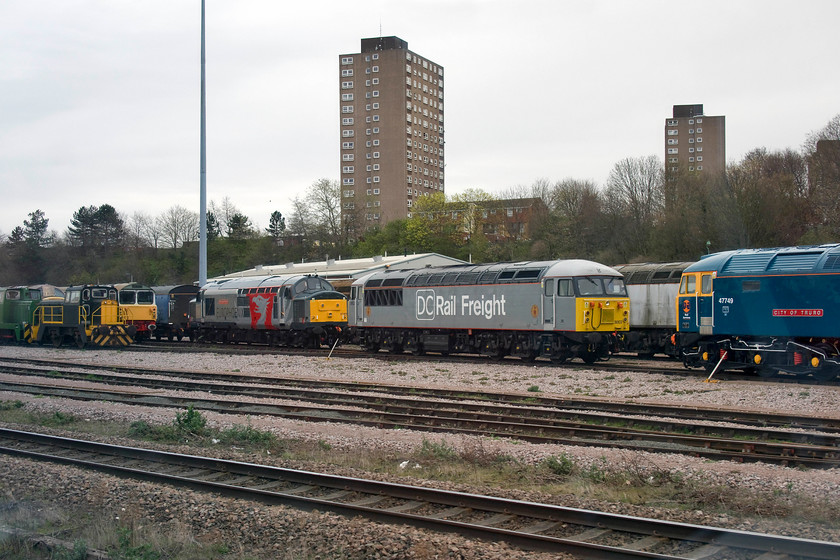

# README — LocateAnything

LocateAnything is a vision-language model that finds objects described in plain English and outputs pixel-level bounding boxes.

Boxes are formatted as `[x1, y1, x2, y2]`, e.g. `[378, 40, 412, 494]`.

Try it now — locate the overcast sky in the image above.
[1, 0, 838, 235]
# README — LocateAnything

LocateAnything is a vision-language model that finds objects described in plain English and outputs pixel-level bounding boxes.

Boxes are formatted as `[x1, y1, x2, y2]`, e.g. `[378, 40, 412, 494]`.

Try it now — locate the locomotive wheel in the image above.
[50, 329, 63, 348]
[813, 368, 838, 382]
[756, 366, 777, 378]
[75, 333, 85, 349]
[551, 355, 567, 365]
[389, 342, 403, 354]
[580, 351, 599, 365]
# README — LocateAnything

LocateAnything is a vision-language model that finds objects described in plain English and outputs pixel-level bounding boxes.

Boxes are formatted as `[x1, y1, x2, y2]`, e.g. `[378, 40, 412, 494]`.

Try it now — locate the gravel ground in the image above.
[1, 345, 839, 558]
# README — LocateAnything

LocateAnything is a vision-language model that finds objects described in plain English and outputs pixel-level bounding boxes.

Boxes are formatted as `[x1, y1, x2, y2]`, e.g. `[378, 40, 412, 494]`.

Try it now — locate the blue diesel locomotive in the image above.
[677, 244, 840, 380]
[349, 259, 630, 363]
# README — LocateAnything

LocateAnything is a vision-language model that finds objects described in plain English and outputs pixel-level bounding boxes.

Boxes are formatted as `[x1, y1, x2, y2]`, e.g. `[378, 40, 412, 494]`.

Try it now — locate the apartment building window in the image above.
[372, 53, 379, 60]
[372, 78, 379, 84]
[373, 152, 380, 158]
[373, 178, 380, 185]
[341, 83, 353, 90]
[689, 147, 694, 153]
[697, 147, 703, 152]
[341, 69, 353, 77]
[668, 148, 678, 154]
[374, 201, 380, 207]
[696, 118, 703, 123]
[366, 189, 372, 195]
[373, 164, 380, 170]
[372, 66, 379, 73]
[342, 130, 354, 137]
[689, 138, 694, 144]
[668, 157, 678, 163]
[342, 142, 354, 149]
[373, 102, 379, 109]
[689, 166, 695, 171]
[372, 115, 380, 122]
[688, 129, 694, 134]
[342, 166, 354, 173]
[689, 119, 694, 125]
[667, 139, 678, 145]
[342, 154, 354, 161]
[697, 156, 703, 161]
[373, 127, 379, 133]
[697, 166, 703, 170]
[667, 119, 678, 126]
[372, 90, 379, 97]
[689, 157, 694, 163]
[697, 127, 702, 133]
[407, 200, 412, 207]
[343, 190, 354, 197]
[343, 202, 355, 209]
[373, 139, 379, 146]
[341, 57, 353, 64]
[365, 141, 371, 147]
[341, 118, 354, 125]
[342, 178, 354, 185]
[373, 213, 380, 219]
[667, 129, 678, 135]
[697, 137, 702, 142]
[341, 105, 353, 113]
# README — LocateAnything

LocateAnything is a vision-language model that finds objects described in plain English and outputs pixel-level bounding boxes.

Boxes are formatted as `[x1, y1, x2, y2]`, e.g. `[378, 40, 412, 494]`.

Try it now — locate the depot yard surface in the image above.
[1, 345, 839, 559]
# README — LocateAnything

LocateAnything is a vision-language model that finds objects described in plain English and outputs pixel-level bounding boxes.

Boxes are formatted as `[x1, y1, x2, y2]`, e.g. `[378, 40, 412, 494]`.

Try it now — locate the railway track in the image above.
[1, 359, 838, 468]
[129, 341, 840, 386]
[1, 427, 838, 559]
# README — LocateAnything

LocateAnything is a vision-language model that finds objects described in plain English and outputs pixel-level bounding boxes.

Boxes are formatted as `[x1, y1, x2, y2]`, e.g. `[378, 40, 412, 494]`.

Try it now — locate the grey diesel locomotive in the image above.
[349, 259, 629, 363]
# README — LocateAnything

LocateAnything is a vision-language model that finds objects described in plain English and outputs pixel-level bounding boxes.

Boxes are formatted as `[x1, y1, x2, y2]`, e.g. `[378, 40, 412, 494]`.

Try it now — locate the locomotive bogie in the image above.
[350, 259, 629, 363]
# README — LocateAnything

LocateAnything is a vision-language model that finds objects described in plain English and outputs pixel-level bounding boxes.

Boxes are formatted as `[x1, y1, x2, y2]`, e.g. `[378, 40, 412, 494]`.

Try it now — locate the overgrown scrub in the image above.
[127, 408, 281, 454]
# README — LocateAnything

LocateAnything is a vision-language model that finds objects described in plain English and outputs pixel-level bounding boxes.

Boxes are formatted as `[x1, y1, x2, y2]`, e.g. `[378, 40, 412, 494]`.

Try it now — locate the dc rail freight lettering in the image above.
[349, 259, 630, 364]
[190, 274, 347, 348]
[676, 244, 840, 381]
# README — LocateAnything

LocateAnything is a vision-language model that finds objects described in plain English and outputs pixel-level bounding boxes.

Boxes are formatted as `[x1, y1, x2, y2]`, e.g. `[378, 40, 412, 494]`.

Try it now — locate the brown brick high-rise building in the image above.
[665, 104, 725, 178]
[339, 37, 444, 235]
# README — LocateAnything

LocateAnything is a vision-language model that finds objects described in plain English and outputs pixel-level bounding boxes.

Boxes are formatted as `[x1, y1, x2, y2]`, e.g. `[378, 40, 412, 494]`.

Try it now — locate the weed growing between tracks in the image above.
[0, 399, 839, 528]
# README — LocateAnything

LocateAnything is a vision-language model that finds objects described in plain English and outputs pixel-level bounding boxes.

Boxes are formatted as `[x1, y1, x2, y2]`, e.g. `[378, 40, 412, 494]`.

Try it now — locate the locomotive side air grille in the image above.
[767, 252, 821, 272]
[823, 254, 840, 270]
[720, 253, 773, 275]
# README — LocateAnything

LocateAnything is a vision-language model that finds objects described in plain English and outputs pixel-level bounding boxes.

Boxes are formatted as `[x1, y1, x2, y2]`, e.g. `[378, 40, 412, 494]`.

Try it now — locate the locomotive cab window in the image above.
[557, 279, 573, 297]
[679, 274, 697, 295]
[543, 279, 554, 297]
[604, 277, 627, 296]
[701, 274, 713, 294]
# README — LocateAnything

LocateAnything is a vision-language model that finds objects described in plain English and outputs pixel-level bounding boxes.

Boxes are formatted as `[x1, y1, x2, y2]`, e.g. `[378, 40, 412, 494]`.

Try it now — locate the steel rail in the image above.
[4, 357, 839, 433]
[0, 378, 836, 468]
[2, 363, 839, 450]
[1, 428, 838, 560]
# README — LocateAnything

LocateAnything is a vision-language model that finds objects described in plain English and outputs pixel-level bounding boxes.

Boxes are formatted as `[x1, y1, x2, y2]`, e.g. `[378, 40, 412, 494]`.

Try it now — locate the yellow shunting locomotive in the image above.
[28, 284, 136, 348]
